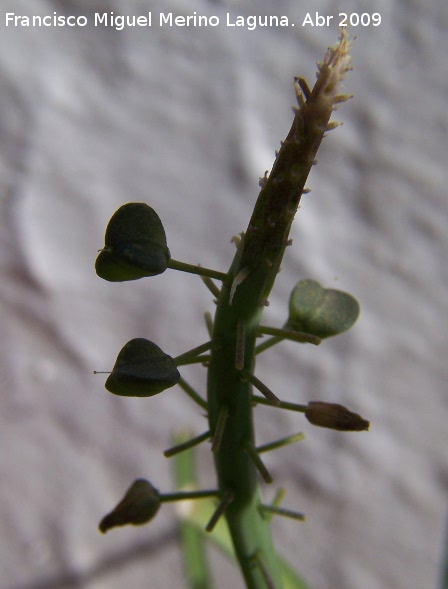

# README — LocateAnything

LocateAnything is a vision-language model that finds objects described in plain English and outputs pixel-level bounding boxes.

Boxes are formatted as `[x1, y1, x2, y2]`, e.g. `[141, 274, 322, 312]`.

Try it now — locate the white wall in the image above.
[1, 1, 447, 588]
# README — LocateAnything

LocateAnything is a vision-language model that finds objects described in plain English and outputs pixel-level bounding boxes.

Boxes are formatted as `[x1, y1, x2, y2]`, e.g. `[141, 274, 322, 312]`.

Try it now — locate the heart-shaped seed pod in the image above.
[99, 479, 161, 533]
[105, 338, 180, 397]
[288, 279, 359, 338]
[95, 202, 170, 282]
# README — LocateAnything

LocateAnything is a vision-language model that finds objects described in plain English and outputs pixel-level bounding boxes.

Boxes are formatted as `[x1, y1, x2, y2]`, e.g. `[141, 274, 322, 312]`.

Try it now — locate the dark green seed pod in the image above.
[105, 338, 180, 397]
[288, 279, 359, 339]
[95, 202, 170, 282]
[99, 479, 161, 533]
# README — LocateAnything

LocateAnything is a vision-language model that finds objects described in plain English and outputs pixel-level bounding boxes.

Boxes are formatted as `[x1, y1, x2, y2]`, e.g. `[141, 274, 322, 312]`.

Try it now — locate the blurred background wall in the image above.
[1, 1, 447, 588]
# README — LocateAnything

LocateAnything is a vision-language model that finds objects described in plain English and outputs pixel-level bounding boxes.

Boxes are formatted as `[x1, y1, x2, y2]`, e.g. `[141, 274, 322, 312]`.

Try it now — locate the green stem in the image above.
[202, 277, 222, 299]
[208, 281, 282, 589]
[164, 431, 211, 458]
[264, 488, 286, 523]
[175, 341, 216, 366]
[258, 326, 321, 346]
[252, 395, 308, 414]
[206, 32, 351, 589]
[241, 369, 281, 406]
[172, 432, 214, 589]
[259, 504, 305, 522]
[177, 377, 208, 410]
[177, 355, 211, 366]
[161, 489, 219, 503]
[243, 440, 273, 484]
[255, 326, 320, 356]
[255, 335, 283, 355]
[168, 259, 230, 283]
[257, 432, 305, 454]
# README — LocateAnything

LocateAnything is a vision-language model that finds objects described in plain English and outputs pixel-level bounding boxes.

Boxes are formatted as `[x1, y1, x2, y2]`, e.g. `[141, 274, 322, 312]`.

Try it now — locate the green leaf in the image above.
[105, 338, 180, 397]
[95, 202, 170, 282]
[288, 279, 359, 338]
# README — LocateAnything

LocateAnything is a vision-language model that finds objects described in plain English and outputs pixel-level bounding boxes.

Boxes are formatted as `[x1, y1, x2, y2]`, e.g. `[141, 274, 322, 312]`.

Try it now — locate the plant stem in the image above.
[168, 259, 230, 283]
[175, 341, 216, 366]
[172, 432, 213, 589]
[258, 326, 321, 345]
[208, 280, 282, 588]
[252, 395, 308, 414]
[259, 504, 306, 522]
[177, 377, 208, 410]
[256, 432, 305, 454]
[207, 31, 352, 589]
[161, 489, 219, 503]
[164, 431, 211, 457]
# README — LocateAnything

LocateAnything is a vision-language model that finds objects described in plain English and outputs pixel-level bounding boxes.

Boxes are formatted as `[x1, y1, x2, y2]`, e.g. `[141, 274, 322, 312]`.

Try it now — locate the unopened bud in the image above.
[99, 479, 161, 533]
[305, 401, 369, 432]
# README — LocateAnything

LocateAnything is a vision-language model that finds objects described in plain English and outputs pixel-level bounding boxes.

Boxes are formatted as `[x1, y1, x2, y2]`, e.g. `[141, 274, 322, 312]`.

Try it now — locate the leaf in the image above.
[95, 202, 170, 282]
[288, 279, 359, 338]
[105, 338, 180, 397]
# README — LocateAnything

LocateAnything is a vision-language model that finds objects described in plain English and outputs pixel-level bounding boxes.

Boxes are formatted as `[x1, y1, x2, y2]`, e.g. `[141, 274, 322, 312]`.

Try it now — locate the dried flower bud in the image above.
[99, 479, 161, 533]
[305, 401, 369, 432]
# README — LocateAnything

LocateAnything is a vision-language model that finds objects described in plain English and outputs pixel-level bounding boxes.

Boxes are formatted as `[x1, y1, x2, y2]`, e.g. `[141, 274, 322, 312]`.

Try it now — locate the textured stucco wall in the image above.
[1, 1, 447, 588]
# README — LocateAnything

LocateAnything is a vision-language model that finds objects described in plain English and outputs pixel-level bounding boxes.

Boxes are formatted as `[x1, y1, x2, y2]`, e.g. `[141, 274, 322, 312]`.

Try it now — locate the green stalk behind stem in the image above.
[207, 32, 352, 589]
[173, 432, 213, 589]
